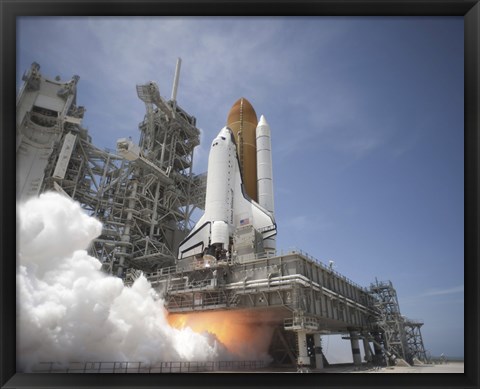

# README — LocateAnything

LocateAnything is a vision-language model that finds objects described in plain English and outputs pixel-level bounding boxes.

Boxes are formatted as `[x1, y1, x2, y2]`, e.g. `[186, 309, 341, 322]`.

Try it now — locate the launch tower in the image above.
[16, 60, 206, 276]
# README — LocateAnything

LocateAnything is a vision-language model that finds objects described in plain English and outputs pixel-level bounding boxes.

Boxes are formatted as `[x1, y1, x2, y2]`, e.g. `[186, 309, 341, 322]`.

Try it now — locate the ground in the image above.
[231, 361, 465, 373]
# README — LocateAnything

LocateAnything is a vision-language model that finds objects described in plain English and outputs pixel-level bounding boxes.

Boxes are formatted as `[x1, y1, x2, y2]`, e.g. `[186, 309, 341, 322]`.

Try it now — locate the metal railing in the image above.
[32, 360, 267, 373]
[141, 248, 367, 294]
[235, 248, 368, 293]
[285, 248, 368, 292]
[284, 315, 322, 331]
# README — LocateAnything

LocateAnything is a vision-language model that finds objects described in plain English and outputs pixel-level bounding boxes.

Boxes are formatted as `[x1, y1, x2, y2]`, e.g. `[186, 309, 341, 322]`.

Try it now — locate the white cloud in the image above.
[21, 17, 374, 156]
[16, 193, 242, 372]
[423, 285, 464, 297]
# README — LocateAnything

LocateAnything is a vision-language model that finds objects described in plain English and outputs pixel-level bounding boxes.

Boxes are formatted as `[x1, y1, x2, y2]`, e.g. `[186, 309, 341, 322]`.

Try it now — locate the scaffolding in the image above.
[368, 279, 427, 365]
[16, 61, 206, 277]
[369, 280, 408, 364]
[404, 318, 428, 363]
[16, 62, 84, 201]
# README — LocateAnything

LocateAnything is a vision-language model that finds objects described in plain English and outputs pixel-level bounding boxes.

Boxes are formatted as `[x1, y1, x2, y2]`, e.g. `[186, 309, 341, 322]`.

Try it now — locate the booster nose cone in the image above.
[258, 114, 268, 127]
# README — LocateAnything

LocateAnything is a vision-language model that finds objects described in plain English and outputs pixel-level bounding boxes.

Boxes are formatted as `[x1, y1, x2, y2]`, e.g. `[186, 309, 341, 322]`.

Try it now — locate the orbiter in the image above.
[177, 98, 276, 261]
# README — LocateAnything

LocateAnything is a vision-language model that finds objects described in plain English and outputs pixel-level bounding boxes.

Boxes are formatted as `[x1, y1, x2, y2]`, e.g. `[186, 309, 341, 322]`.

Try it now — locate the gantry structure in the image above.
[369, 280, 428, 365]
[17, 61, 206, 277]
[137, 248, 428, 368]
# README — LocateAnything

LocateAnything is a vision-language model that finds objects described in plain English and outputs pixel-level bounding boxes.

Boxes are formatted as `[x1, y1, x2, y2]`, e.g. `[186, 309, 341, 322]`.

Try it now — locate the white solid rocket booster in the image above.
[256, 115, 276, 252]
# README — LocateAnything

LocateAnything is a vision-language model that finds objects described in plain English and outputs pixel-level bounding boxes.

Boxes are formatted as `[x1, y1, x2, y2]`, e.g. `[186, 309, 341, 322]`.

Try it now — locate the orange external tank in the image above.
[226, 97, 258, 202]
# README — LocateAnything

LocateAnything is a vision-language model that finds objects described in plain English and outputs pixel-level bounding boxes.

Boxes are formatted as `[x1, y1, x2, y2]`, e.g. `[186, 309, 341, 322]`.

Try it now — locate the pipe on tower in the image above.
[171, 58, 182, 101]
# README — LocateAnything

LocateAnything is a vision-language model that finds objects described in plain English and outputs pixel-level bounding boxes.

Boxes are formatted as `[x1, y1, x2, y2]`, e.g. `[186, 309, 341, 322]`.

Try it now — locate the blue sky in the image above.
[17, 16, 464, 359]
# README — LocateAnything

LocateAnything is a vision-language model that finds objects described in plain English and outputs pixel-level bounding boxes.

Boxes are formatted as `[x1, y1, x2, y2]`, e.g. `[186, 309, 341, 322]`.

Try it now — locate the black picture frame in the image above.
[2, 1, 478, 388]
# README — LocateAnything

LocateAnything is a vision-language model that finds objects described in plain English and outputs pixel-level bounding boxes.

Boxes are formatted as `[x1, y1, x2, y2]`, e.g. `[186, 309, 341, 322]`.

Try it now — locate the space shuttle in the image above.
[177, 122, 276, 261]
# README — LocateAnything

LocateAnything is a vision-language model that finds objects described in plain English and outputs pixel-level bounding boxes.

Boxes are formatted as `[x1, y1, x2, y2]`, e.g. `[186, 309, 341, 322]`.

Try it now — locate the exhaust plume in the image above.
[16, 192, 232, 372]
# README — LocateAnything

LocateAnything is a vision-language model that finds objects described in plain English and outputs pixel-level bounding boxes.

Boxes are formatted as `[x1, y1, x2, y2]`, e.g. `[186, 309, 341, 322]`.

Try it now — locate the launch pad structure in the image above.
[17, 60, 206, 277]
[16, 61, 428, 370]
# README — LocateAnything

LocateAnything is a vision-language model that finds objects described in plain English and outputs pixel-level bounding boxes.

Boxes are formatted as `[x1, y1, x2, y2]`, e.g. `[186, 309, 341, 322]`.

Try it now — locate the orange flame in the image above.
[168, 310, 277, 359]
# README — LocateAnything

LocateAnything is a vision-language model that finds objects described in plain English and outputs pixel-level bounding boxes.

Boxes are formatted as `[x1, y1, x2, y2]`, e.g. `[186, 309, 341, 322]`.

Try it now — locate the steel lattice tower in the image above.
[16, 61, 206, 277]
[369, 279, 412, 365]
[404, 318, 428, 362]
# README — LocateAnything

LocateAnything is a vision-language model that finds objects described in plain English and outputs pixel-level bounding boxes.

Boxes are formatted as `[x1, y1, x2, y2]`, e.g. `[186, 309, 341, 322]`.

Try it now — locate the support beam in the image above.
[372, 333, 384, 365]
[349, 331, 362, 368]
[313, 333, 324, 370]
[297, 331, 310, 366]
[362, 334, 373, 363]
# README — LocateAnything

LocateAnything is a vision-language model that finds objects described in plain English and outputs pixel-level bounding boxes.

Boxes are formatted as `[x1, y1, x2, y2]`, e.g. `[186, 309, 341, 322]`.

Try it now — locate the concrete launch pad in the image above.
[363, 361, 464, 373]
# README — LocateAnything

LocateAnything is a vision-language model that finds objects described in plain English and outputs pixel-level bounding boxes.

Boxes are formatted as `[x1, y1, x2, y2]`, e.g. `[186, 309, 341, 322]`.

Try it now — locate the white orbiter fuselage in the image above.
[177, 126, 276, 260]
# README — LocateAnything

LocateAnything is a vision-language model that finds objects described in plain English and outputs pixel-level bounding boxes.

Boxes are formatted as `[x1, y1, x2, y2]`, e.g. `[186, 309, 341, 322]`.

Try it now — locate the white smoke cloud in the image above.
[17, 192, 231, 372]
